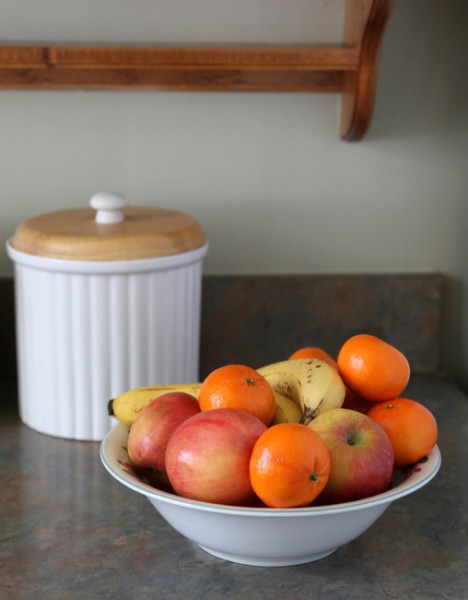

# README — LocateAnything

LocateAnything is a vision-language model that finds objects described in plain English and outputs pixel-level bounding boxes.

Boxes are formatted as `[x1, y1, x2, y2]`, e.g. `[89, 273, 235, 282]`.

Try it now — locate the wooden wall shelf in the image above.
[0, 0, 394, 141]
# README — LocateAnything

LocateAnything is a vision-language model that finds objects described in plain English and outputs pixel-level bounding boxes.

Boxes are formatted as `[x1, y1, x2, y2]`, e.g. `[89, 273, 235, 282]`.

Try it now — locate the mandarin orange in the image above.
[249, 423, 331, 508]
[198, 364, 276, 426]
[288, 346, 338, 371]
[337, 334, 410, 402]
[367, 397, 438, 468]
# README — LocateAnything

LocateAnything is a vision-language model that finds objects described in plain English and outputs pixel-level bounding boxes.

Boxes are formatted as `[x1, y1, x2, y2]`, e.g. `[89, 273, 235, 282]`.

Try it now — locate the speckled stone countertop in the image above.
[1, 374, 467, 600]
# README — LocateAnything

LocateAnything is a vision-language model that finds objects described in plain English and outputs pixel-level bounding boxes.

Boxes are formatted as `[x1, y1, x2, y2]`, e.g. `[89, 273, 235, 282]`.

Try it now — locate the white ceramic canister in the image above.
[6, 192, 208, 441]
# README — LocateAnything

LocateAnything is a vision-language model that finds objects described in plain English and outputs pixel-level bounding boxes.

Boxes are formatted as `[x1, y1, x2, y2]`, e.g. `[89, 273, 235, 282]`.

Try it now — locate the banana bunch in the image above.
[108, 381, 301, 426]
[108, 358, 344, 427]
[257, 358, 346, 426]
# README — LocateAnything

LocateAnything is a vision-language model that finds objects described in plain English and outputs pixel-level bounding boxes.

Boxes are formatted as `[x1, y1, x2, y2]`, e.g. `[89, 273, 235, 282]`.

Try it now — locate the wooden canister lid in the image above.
[9, 192, 207, 261]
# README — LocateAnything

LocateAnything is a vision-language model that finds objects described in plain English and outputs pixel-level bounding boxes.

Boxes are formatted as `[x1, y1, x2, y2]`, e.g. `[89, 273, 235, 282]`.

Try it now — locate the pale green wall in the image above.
[1, 1, 466, 391]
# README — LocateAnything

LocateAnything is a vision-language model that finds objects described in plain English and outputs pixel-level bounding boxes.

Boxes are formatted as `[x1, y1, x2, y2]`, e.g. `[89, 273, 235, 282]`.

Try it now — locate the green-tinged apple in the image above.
[165, 408, 267, 505]
[127, 392, 200, 475]
[309, 408, 394, 505]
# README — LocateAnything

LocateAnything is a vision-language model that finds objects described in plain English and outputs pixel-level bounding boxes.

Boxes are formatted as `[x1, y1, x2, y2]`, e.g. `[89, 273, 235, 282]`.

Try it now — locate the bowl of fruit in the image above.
[101, 336, 441, 567]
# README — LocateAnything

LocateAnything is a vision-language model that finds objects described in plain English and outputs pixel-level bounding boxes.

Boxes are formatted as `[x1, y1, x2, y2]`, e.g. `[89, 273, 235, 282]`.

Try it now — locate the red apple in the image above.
[127, 392, 200, 474]
[309, 408, 394, 504]
[165, 408, 267, 505]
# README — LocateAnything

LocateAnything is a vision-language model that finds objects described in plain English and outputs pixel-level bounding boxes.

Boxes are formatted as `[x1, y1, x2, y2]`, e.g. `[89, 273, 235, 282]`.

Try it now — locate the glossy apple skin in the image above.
[309, 408, 394, 505]
[165, 408, 267, 505]
[127, 392, 200, 473]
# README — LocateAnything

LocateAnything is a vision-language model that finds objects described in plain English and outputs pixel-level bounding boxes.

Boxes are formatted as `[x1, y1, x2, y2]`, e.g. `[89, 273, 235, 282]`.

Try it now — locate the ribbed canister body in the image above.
[7, 243, 208, 440]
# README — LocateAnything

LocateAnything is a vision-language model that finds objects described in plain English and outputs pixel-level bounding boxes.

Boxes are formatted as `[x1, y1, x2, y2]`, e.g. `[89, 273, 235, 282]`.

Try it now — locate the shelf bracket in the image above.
[0, 0, 394, 141]
[341, 0, 395, 140]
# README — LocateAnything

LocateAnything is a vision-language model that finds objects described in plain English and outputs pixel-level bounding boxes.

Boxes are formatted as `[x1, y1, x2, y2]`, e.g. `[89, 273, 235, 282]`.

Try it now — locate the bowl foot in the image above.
[198, 545, 337, 567]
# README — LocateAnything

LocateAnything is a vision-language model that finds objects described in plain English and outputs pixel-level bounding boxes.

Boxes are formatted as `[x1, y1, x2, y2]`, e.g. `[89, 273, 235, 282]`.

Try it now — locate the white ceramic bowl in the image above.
[100, 423, 441, 567]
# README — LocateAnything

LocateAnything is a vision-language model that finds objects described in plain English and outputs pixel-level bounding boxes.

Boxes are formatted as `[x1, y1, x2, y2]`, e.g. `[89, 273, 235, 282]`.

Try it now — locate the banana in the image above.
[257, 358, 346, 425]
[271, 391, 303, 424]
[108, 370, 313, 427]
[108, 383, 202, 425]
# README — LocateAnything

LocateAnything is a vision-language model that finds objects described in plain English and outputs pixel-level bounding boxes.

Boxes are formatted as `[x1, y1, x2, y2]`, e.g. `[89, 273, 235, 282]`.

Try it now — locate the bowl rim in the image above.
[100, 423, 441, 517]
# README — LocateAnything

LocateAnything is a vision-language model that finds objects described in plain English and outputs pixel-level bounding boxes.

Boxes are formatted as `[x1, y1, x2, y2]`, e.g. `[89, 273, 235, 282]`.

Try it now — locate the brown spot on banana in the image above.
[278, 382, 303, 406]
[299, 399, 323, 425]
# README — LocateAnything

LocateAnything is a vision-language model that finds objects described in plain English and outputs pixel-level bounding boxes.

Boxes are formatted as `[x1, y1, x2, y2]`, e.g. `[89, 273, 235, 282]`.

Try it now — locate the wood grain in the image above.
[0, 0, 395, 139]
[9, 207, 207, 261]
[0, 46, 356, 92]
[340, 0, 395, 141]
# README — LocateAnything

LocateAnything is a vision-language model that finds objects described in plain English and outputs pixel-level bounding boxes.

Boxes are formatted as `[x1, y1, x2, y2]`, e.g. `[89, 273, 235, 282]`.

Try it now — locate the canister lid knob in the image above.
[90, 191, 127, 224]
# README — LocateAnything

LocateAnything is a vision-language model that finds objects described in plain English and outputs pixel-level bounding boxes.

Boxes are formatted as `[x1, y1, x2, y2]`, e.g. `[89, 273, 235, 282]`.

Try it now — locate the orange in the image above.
[337, 334, 410, 402]
[367, 397, 438, 468]
[288, 346, 338, 371]
[198, 364, 276, 426]
[249, 423, 331, 508]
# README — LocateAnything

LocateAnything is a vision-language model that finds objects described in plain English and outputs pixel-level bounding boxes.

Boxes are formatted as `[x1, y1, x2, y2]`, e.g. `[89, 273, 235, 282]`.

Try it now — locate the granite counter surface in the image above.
[1, 375, 467, 600]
